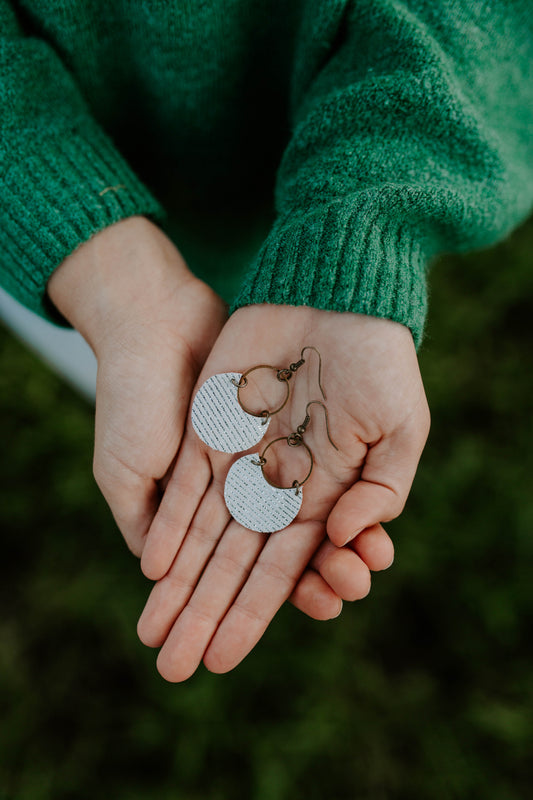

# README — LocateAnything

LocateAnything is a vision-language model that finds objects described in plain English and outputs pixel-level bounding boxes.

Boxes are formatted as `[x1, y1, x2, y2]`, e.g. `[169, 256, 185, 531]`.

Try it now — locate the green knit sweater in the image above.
[1, 1, 532, 347]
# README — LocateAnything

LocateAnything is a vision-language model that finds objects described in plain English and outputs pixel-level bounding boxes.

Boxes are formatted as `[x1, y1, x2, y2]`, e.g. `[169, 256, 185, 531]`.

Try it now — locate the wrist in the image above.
[47, 215, 193, 355]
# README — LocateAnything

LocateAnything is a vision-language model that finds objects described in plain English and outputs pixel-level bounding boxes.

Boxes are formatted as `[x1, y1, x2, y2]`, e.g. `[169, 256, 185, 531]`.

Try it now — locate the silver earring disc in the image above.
[224, 454, 303, 533]
[191, 372, 271, 454]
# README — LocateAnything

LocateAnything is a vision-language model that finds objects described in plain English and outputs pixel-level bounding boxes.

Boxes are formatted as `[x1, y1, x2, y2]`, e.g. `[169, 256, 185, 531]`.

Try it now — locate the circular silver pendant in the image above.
[224, 454, 303, 533]
[191, 372, 271, 454]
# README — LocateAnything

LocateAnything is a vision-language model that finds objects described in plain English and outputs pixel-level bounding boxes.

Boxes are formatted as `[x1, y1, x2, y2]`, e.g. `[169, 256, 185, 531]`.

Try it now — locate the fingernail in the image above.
[340, 526, 365, 547]
[333, 600, 343, 618]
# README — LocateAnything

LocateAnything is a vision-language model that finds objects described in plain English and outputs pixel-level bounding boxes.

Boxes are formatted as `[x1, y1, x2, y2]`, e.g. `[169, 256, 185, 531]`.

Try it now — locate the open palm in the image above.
[138, 305, 430, 680]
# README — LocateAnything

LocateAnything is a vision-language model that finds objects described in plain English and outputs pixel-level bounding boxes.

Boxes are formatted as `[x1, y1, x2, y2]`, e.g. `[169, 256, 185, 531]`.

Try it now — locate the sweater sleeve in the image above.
[0, 2, 166, 322]
[231, 0, 533, 347]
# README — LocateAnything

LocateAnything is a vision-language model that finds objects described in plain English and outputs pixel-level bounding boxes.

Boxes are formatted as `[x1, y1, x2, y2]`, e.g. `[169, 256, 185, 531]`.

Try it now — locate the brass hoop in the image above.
[256, 435, 314, 493]
[231, 365, 290, 420]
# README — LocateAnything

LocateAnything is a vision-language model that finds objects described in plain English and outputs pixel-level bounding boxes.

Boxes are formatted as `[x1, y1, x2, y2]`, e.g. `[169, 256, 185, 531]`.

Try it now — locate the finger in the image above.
[310, 540, 371, 602]
[202, 520, 324, 675]
[310, 523, 394, 594]
[92, 455, 160, 558]
[351, 524, 394, 571]
[288, 569, 343, 620]
[157, 452, 178, 494]
[303, 524, 394, 603]
[327, 413, 429, 547]
[155, 522, 266, 682]
[137, 485, 231, 647]
[140, 435, 211, 580]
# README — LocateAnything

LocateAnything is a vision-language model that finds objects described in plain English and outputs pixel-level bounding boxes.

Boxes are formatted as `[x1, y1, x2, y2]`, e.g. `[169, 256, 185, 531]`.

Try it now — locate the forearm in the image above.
[232, 0, 533, 348]
[0, 2, 166, 321]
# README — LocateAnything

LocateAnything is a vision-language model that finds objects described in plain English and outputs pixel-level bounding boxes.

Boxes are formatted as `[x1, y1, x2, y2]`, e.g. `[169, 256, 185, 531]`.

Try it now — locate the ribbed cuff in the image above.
[0, 122, 167, 323]
[231, 195, 430, 348]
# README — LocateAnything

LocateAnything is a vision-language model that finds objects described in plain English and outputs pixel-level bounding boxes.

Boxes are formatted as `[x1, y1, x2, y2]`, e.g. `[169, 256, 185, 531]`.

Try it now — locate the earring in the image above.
[224, 401, 338, 533]
[191, 346, 325, 454]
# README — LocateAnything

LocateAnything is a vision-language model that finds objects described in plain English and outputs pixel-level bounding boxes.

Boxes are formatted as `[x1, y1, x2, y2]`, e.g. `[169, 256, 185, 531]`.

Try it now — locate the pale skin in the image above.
[48, 215, 430, 681]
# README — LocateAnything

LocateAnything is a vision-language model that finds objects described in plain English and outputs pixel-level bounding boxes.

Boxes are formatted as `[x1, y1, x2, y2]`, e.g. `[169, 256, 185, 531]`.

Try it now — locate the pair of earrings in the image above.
[191, 347, 338, 534]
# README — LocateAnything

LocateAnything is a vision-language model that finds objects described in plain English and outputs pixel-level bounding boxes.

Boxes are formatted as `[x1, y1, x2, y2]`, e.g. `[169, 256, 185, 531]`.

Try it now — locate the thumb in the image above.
[93, 453, 160, 557]
[327, 413, 429, 547]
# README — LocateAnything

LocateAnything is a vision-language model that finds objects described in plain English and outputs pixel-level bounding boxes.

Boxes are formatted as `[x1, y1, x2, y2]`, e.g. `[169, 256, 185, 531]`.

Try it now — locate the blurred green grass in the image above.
[1, 218, 532, 800]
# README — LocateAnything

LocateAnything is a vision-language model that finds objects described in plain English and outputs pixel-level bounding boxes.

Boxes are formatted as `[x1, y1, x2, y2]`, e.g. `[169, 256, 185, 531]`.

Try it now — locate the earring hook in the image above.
[290, 400, 339, 451]
[300, 346, 326, 401]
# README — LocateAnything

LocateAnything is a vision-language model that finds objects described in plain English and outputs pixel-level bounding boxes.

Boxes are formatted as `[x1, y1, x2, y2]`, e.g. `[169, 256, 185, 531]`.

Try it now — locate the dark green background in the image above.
[1, 219, 532, 799]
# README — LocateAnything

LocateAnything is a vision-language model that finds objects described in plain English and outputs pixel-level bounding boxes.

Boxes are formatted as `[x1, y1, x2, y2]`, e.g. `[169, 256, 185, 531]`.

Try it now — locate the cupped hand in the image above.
[47, 216, 228, 556]
[138, 304, 430, 681]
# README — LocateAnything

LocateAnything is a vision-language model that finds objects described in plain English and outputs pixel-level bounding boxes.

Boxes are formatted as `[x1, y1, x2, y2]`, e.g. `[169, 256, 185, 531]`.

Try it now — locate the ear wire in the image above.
[292, 400, 338, 451]
[300, 346, 326, 401]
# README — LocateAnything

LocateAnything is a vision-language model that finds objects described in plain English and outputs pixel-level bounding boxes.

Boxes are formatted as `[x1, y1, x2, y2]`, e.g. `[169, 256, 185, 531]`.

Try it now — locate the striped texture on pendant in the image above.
[224, 454, 302, 533]
[191, 372, 270, 454]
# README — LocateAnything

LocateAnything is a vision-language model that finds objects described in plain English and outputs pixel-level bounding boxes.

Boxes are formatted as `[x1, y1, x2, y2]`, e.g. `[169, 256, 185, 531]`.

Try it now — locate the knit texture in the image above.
[1, 0, 532, 345]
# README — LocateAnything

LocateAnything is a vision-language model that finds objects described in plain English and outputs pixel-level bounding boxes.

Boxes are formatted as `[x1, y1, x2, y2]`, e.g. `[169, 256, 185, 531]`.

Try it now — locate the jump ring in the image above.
[256, 436, 313, 490]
